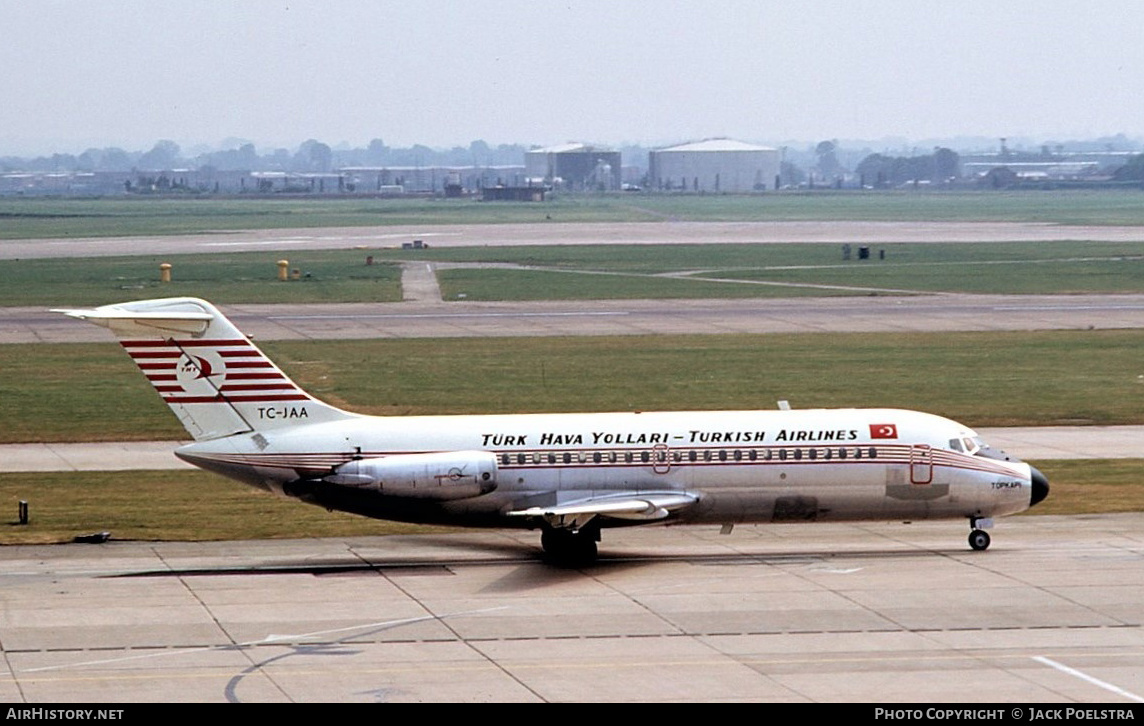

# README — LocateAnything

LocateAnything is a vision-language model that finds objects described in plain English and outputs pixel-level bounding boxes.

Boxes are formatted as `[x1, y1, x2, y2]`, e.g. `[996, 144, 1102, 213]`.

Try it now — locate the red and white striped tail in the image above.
[55, 298, 354, 441]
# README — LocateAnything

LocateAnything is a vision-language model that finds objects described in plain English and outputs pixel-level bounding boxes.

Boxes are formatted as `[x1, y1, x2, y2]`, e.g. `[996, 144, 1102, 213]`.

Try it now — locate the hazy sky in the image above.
[4, 1, 1144, 155]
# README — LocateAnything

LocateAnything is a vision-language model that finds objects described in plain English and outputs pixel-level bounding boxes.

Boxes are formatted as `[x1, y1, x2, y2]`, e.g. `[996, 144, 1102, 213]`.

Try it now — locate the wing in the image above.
[508, 491, 698, 529]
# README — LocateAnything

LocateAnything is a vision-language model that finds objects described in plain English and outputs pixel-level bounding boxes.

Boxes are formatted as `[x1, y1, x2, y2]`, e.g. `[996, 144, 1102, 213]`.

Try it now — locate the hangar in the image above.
[648, 138, 780, 192]
[525, 143, 622, 191]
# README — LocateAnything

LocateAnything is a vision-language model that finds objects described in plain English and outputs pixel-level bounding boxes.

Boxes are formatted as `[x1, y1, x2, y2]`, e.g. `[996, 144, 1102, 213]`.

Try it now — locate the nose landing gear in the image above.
[968, 516, 993, 551]
[968, 528, 991, 551]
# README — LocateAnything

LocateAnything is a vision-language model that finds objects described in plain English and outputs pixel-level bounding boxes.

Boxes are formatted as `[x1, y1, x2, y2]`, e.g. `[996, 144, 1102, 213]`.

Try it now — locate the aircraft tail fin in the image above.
[55, 297, 355, 441]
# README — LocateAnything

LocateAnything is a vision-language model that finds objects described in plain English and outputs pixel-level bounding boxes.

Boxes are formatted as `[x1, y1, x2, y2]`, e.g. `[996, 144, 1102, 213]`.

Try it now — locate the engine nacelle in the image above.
[323, 451, 497, 500]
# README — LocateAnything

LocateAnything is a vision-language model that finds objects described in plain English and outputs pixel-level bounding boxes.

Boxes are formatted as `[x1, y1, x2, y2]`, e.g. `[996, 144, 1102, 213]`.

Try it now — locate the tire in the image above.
[968, 529, 991, 551]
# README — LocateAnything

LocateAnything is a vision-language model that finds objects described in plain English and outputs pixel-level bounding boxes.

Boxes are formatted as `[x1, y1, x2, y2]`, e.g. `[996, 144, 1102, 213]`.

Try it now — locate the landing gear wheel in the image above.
[968, 529, 991, 551]
[541, 527, 599, 566]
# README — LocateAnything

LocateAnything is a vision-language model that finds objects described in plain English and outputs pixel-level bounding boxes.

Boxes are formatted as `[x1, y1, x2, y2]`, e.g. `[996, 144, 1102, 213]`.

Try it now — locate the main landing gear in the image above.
[541, 524, 600, 567]
[968, 517, 992, 551]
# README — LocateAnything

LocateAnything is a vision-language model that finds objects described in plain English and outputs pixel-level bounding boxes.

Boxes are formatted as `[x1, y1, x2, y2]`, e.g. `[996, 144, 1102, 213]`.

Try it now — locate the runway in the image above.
[7, 294, 1144, 345]
[1, 516, 1142, 703]
[7, 220, 1144, 261]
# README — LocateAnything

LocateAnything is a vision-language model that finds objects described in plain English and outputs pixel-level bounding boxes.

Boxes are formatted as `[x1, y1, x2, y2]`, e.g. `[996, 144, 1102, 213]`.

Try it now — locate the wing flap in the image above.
[509, 491, 698, 522]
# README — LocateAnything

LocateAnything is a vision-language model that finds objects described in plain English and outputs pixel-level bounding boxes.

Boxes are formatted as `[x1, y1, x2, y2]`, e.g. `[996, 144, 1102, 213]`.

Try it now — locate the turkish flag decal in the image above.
[869, 423, 898, 439]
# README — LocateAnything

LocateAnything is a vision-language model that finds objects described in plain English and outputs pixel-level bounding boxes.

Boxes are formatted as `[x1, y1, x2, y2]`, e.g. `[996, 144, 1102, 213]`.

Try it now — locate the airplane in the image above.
[56, 297, 1049, 565]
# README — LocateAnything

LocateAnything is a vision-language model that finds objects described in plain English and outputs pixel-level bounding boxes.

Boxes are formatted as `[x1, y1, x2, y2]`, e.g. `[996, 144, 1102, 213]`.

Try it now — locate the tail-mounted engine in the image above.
[323, 450, 497, 501]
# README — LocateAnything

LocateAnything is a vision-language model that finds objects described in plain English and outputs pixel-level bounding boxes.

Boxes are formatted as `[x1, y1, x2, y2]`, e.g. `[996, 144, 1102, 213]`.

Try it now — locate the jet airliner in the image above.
[57, 297, 1049, 564]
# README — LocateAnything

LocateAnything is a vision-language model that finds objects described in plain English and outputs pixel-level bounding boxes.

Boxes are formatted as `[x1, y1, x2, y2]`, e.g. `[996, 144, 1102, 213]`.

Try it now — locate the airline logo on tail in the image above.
[122, 339, 306, 404]
[180, 354, 216, 380]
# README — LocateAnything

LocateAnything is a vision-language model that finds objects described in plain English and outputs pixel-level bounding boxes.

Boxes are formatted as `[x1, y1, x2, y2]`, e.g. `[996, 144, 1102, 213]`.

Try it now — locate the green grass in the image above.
[698, 255, 1144, 295]
[3, 329, 1142, 443]
[3, 190, 1144, 240]
[1032, 459, 1144, 515]
[436, 267, 843, 300]
[3, 239, 1143, 306]
[428, 240, 1144, 299]
[0, 251, 403, 307]
[0, 470, 452, 544]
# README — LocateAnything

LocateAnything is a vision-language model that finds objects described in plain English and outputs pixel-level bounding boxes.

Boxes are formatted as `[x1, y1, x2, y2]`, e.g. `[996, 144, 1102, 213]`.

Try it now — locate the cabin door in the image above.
[910, 444, 934, 484]
[652, 444, 671, 474]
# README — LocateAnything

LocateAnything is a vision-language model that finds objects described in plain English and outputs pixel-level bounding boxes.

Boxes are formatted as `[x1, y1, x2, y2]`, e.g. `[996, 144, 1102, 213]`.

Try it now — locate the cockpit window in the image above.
[948, 438, 963, 453]
[963, 437, 981, 455]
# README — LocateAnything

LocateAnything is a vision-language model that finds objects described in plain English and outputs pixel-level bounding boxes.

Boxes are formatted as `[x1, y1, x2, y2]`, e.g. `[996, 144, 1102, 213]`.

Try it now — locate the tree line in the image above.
[0, 138, 534, 173]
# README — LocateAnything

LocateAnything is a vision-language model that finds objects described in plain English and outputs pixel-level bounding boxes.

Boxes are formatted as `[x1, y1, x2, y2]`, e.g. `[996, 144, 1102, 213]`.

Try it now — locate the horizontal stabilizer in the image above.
[53, 303, 213, 337]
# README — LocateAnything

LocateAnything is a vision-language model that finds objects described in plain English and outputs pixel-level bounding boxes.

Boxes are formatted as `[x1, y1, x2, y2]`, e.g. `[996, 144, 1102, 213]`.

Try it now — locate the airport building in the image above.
[0, 165, 527, 196]
[648, 138, 780, 192]
[525, 143, 622, 191]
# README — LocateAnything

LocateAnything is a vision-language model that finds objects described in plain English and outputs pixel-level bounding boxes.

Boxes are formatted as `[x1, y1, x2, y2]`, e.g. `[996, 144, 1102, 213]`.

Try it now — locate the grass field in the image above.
[3, 190, 1144, 240]
[427, 240, 1144, 299]
[4, 239, 1143, 306]
[0, 250, 404, 306]
[4, 329, 1142, 443]
[0, 470, 454, 545]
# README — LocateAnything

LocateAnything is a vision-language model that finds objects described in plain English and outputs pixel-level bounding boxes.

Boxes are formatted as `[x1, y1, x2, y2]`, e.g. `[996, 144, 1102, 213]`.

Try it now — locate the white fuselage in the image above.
[176, 407, 1036, 528]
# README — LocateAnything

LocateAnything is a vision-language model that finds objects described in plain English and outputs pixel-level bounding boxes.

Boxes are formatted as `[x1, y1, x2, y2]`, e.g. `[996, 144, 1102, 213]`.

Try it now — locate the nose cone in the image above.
[1029, 466, 1050, 507]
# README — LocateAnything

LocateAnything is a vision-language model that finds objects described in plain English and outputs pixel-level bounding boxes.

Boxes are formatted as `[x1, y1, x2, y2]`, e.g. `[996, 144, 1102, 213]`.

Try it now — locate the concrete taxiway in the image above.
[7, 294, 1144, 344]
[1, 516, 1142, 703]
[6, 220, 1144, 261]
